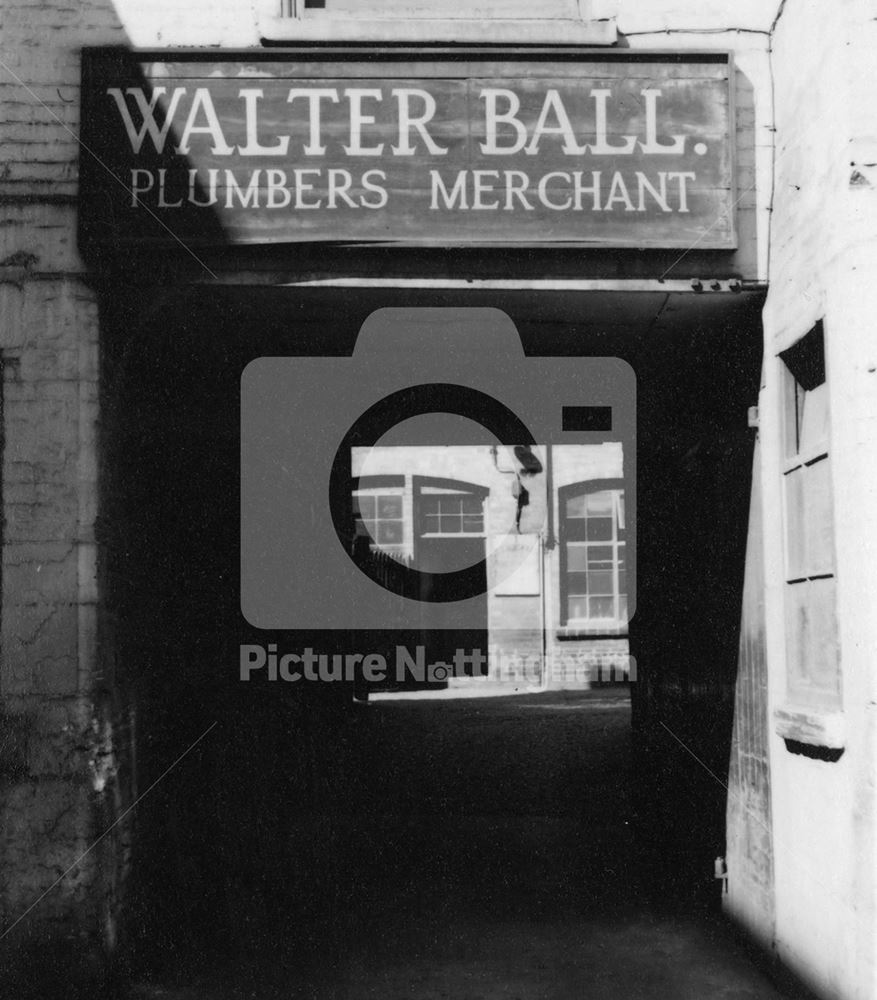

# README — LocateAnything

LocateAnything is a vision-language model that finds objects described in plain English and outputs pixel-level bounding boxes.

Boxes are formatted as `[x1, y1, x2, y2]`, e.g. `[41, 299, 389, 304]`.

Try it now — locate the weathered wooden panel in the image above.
[79, 50, 734, 250]
[725, 434, 775, 948]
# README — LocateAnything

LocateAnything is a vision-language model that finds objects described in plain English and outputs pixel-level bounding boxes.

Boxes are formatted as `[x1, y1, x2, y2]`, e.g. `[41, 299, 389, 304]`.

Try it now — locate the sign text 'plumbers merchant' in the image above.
[80, 53, 735, 248]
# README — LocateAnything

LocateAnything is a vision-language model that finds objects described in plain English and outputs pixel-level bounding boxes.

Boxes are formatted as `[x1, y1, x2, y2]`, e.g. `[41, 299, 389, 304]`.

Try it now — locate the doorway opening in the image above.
[100, 285, 767, 993]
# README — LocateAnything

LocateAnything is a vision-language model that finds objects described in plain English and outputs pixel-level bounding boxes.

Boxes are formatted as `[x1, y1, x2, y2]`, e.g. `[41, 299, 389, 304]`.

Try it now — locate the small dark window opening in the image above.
[780, 319, 825, 392]
[780, 319, 826, 456]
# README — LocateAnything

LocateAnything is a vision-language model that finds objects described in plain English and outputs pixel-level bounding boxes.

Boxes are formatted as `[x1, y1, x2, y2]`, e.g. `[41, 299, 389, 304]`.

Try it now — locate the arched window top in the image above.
[414, 476, 488, 538]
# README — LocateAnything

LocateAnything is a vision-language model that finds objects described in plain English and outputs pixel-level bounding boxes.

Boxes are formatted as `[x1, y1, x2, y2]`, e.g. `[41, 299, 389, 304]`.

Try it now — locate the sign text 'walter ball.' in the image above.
[80, 54, 735, 248]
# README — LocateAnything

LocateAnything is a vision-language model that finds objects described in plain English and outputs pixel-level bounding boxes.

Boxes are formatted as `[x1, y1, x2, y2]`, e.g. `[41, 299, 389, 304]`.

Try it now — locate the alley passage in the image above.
[131, 690, 791, 1000]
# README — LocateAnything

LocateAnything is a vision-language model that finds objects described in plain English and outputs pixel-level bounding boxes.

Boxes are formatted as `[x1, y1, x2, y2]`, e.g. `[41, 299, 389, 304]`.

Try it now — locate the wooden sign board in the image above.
[79, 50, 735, 250]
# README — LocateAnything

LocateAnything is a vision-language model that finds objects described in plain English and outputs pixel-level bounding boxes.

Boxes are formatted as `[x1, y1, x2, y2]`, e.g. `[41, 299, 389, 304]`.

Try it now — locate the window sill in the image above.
[556, 626, 628, 641]
[259, 16, 617, 46]
[774, 705, 845, 754]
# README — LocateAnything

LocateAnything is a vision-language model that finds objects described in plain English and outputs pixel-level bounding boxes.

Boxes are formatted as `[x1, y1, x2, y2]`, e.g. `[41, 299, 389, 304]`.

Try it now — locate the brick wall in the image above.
[549, 637, 630, 688]
[0, 278, 109, 970]
[0, 0, 127, 975]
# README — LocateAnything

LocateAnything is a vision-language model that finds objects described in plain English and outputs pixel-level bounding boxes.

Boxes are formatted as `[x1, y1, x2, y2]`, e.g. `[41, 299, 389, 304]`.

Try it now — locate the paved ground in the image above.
[128, 690, 795, 999]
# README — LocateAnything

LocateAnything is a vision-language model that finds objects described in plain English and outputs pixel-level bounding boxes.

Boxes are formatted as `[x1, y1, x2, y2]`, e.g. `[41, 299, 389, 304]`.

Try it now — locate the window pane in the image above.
[589, 596, 614, 618]
[356, 494, 375, 518]
[568, 596, 588, 620]
[566, 495, 587, 518]
[784, 468, 806, 579]
[423, 513, 440, 534]
[587, 545, 612, 565]
[618, 571, 626, 597]
[618, 596, 628, 622]
[585, 491, 613, 516]
[568, 545, 589, 572]
[799, 382, 829, 454]
[587, 570, 613, 595]
[565, 519, 588, 541]
[462, 514, 483, 533]
[784, 584, 806, 694]
[377, 521, 403, 544]
[378, 495, 402, 519]
[587, 517, 613, 542]
[461, 495, 483, 515]
[804, 457, 834, 576]
[587, 560, 612, 575]
[567, 572, 589, 596]
[421, 496, 440, 517]
[439, 514, 462, 533]
[804, 577, 840, 693]
[784, 374, 802, 459]
[786, 578, 840, 705]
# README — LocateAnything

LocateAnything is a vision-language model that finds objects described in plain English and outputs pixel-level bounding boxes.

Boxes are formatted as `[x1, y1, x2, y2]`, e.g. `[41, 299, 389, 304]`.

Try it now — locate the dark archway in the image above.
[97, 284, 764, 976]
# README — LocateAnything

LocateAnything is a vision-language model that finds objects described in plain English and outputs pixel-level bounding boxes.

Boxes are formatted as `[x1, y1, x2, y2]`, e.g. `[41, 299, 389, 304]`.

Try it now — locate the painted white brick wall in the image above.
[617, 0, 778, 34]
[761, 3, 877, 1000]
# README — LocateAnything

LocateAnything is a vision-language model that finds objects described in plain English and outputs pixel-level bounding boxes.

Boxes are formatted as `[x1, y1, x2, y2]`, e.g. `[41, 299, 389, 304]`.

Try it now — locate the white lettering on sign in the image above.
[640, 89, 686, 155]
[175, 89, 234, 156]
[428, 169, 696, 213]
[91, 63, 732, 248]
[238, 89, 290, 157]
[524, 89, 588, 157]
[129, 166, 391, 210]
[391, 88, 448, 156]
[479, 89, 528, 156]
[286, 88, 340, 156]
[480, 87, 685, 157]
[342, 88, 384, 156]
[107, 84, 691, 159]
[107, 87, 185, 154]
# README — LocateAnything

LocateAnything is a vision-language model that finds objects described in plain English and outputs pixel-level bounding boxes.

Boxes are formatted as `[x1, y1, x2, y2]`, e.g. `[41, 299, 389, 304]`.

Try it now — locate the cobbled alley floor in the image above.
[126, 689, 799, 1000]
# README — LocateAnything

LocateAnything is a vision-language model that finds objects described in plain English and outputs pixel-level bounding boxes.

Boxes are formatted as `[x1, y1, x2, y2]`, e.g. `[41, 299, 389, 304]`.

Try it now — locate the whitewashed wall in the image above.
[760, 3, 877, 999]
